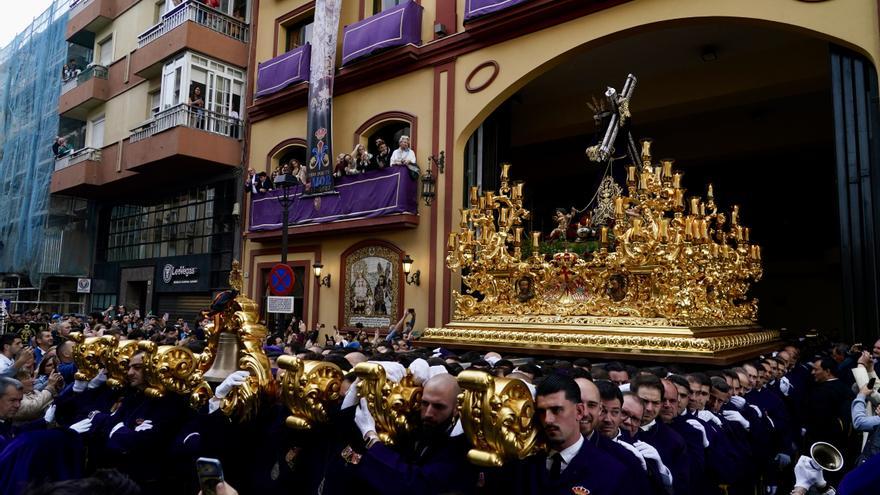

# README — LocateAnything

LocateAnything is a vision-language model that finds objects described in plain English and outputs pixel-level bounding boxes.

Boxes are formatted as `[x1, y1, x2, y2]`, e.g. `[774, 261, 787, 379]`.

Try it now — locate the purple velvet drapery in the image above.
[341, 1, 422, 65]
[249, 166, 419, 232]
[254, 43, 311, 98]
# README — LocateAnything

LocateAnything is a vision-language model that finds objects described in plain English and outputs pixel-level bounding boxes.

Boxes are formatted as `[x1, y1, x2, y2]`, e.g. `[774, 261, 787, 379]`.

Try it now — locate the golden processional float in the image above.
[418, 74, 779, 365]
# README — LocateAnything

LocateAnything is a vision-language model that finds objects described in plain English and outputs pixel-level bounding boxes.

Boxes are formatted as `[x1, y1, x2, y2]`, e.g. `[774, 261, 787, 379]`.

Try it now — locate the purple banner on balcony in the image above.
[249, 166, 418, 232]
[255, 44, 311, 98]
[464, 0, 530, 22]
[341, 0, 422, 66]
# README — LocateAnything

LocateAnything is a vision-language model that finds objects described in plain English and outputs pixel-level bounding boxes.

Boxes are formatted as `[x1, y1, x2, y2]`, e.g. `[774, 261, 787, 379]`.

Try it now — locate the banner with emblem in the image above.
[304, 0, 343, 196]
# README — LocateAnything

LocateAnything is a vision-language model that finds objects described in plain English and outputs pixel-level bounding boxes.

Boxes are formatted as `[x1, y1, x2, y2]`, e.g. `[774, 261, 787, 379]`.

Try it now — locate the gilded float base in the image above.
[418, 315, 780, 365]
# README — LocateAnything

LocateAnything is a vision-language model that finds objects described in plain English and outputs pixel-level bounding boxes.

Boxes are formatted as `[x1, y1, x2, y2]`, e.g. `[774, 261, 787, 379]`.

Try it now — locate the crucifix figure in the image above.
[585, 74, 641, 168]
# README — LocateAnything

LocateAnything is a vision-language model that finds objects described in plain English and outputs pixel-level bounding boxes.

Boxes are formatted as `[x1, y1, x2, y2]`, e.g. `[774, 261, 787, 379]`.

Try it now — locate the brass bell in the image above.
[810, 442, 844, 472]
[203, 332, 240, 383]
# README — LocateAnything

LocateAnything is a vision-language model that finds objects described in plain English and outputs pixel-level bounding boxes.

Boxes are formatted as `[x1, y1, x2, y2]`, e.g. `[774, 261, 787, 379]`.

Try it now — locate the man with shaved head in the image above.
[350, 372, 476, 494]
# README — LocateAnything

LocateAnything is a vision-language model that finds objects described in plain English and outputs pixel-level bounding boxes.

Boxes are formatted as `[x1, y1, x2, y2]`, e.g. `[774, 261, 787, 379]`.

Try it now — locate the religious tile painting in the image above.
[342, 244, 400, 329]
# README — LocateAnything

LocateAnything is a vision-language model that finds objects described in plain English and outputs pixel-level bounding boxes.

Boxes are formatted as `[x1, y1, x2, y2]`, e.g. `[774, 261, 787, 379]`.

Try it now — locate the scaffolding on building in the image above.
[0, 1, 95, 313]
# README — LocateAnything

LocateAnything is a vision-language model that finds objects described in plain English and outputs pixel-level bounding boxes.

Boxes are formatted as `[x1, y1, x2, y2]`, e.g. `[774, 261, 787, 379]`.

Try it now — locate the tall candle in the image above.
[640, 138, 652, 162]
[736, 226, 743, 241]
[673, 189, 684, 207]
[672, 173, 682, 189]
[600, 226, 608, 244]
[500, 163, 511, 180]
[640, 172, 650, 190]
[459, 209, 468, 228]
[499, 208, 509, 226]
[731, 205, 739, 225]
[744, 227, 750, 242]
[514, 227, 523, 245]
[701, 220, 709, 240]
[710, 243, 719, 257]
[479, 197, 486, 210]
[684, 217, 693, 238]
[532, 231, 541, 249]
[627, 166, 636, 183]
[661, 159, 673, 178]
[615, 197, 624, 216]
[632, 218, 642, 237]
[447, 233, 457, 250]
[707, 184, 714, 199]
[654, 166, 662, 184]
[484, 191, 494, 206]
[659, 219, 669, 240]
[512, 182, 523, 201]
[690, 198, 700, 216]
[469, 186, 479, 205]
[699, 203, 706, 217]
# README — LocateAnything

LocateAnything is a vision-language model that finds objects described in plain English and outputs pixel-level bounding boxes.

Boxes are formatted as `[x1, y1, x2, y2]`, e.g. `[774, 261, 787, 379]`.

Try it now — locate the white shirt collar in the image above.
[547, 434, 584, 473]
[640, 419, 656, 432]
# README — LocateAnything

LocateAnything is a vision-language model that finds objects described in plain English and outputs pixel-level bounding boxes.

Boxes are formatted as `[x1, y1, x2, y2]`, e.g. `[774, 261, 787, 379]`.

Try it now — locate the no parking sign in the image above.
[269, 264, 295, 296]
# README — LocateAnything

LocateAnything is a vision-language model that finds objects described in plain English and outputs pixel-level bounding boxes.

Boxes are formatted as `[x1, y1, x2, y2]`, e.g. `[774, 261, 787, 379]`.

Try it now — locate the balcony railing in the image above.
[69, 0, 95, 17]
[61, 64, 108, 94]
[55, 147, 102, 171]
[129, 103, 243, 143]
[137, 0, 249, 48]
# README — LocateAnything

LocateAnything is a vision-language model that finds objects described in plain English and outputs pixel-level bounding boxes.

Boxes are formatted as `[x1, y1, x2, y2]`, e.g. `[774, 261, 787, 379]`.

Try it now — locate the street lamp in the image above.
[402, 254, 420, 286]
[421, 168, 436, 207]
[274, 173, 298, 335]
[312, 262, 331, 287]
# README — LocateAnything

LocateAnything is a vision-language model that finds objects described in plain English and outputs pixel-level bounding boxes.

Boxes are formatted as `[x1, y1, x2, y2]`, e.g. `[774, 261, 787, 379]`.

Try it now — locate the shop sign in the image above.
[155, 256, 210, 293]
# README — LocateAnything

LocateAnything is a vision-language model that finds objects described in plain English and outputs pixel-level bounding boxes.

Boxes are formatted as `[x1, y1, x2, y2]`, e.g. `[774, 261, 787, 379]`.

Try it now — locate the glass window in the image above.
[98, 36, 113, 67]
[373, 0, 403, 13]
[285, 17, 313, 52]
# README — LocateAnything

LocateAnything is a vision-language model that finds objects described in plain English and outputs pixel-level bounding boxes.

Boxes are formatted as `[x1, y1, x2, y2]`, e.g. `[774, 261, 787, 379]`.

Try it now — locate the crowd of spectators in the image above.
[245, 135, 417, 196]
[2, 312, 880, 494]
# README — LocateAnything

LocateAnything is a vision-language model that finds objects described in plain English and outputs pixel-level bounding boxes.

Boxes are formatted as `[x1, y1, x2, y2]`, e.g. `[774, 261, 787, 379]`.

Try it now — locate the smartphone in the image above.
[196, 457, 224, 495]
[868, 378, 876, 390]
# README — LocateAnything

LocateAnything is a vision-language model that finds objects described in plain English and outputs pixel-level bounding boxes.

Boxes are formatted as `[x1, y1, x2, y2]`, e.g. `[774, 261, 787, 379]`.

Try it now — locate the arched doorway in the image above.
[461, 20, 877, 339]
[266, 138, 307, 173]
[354, 111, 417, 160]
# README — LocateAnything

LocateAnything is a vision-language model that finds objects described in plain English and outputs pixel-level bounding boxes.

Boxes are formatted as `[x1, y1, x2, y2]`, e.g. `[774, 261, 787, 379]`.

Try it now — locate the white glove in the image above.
[749, 404, 763, 418]
[73, 380, 89, 393]
[215, 370, 250, 399]
[134, 420, 153, 432]
[779, 376, 792, 396]
[88, 369, 108, 389]
[485, 355, 501, 366]
[354, 398, 377, 438]
[728, 395, 747, 410]
[109, 421, 125, 438]
[697, 410, 722, 427]
[722, 410, 750, 430]
[634, 441, 673, 487]
[618, 383, 631, 393]
[43, 404, 57, 424]
[69, 418, 92, 434]
[408, 358, 430, 385]
[774, 453, 791, 468]
[450, 419, 464, 437]
[686, 419, 710, 448]
[794, 455, 825, 489]
[613, 438, 648, 471]
[340, 378, 359, 410]
[370, 361, 406, 383]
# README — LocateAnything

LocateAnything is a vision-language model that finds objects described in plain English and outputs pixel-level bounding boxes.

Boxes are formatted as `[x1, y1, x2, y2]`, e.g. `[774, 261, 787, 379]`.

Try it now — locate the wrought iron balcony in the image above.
[54, 147, 102, 172]
[61, 64, 108, 94]
[137, 0, 249, 48]
[130, 104, 242, 143]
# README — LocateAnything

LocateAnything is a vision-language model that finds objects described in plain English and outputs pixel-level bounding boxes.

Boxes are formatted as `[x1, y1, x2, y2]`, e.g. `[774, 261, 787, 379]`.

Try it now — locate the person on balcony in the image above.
[371, 138, 391, 170]
[352, 144, 373, 173]
[52, 137, 73, 158]
[290, 159, 306, 185]
[391, 135, 419, 179]
[188, 86, 206, 130]
[62, 59, 80, 82]
[244, 170, 272, 194]
[334, 153, 359, 178]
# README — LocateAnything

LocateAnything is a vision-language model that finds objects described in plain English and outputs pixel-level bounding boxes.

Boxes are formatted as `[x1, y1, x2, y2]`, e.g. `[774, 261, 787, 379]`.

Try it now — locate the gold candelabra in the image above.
[446, 140, 762, 324]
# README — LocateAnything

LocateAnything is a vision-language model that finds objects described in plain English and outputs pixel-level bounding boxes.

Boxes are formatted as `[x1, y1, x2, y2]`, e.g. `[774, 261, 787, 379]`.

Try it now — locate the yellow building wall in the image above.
[247, 0, 880, 332]
[92, 0, 157, 67]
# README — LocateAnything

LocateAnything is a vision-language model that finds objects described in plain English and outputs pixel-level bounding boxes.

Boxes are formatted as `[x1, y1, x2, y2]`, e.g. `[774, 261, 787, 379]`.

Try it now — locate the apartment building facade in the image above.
[52, 0, 251, 318]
